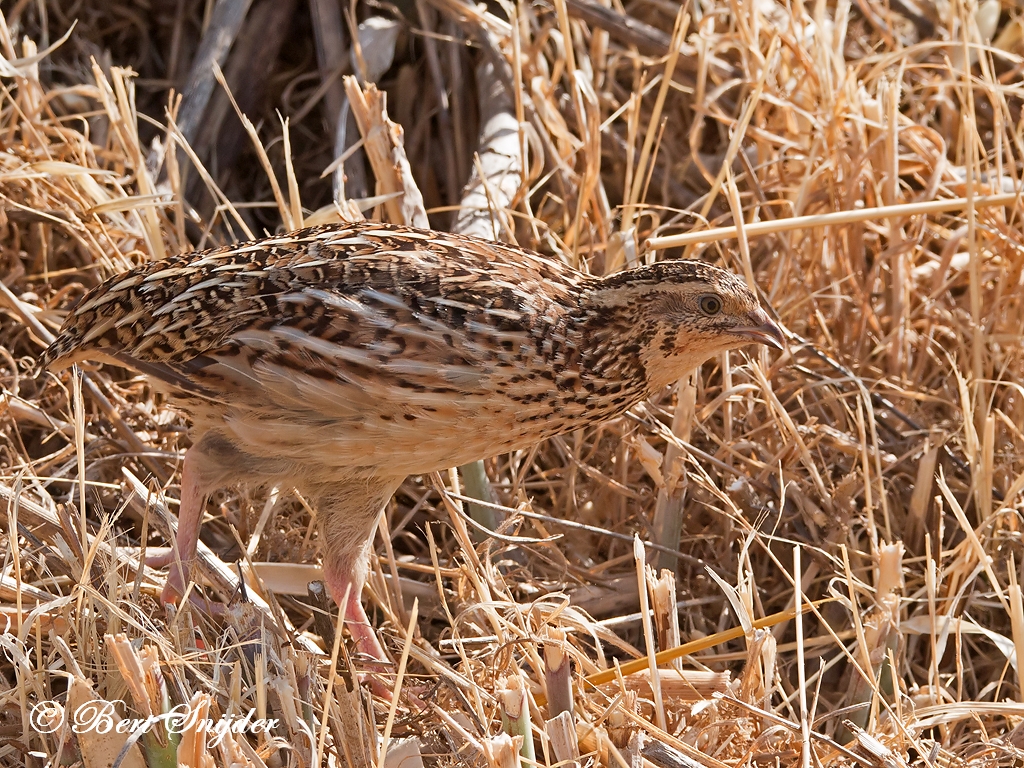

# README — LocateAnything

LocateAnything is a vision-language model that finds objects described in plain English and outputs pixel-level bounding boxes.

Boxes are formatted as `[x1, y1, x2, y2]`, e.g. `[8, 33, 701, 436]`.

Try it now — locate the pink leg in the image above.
[146, 447, 207, 604]
[311, 476, 411, 699]
[323, 563, 389, 663]
[324, 561, 407, 702]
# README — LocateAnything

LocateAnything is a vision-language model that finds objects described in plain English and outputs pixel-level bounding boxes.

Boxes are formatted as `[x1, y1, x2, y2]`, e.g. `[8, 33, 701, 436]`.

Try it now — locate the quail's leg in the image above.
[316, 477, 402, 663]
[145, 446, 207, 604]
[323, 552, 415, 704]
[322, 563, 389, 663]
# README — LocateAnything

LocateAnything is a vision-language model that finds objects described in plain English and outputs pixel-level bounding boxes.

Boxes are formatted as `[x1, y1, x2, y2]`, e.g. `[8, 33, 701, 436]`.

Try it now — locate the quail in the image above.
[41, 221, 784, 662]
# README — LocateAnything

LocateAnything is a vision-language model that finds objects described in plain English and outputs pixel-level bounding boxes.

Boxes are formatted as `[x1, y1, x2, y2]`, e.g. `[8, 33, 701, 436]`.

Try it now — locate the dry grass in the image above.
[2, 0, 1024, 765]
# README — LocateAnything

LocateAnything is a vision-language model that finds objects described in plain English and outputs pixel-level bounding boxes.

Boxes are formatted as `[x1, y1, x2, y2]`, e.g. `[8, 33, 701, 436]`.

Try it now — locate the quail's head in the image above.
[584, 260, 784, 393]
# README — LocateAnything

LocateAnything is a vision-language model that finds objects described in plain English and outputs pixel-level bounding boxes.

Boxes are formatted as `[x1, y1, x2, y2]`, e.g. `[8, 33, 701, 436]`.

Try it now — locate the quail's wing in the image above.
[42, 224, 590, 469]
[192, 260, 576, 411]
[177, 250, 586, 471]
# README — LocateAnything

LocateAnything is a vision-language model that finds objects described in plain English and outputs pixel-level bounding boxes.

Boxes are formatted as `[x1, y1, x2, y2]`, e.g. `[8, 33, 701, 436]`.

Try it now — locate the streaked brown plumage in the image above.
[41, 221, 783, 661]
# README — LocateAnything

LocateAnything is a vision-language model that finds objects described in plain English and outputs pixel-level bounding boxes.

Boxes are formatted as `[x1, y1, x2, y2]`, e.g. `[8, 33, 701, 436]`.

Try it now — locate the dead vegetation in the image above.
[2, 0, 1024, 765]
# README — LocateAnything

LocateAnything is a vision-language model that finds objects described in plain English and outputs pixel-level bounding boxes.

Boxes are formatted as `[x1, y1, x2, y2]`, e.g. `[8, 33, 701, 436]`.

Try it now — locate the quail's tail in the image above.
[36, 327, 80, 377]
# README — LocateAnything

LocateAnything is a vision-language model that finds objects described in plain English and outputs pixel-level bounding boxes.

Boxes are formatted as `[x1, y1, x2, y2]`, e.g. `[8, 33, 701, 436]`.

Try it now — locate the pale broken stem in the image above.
[497, 674, 535, 765]
[340, 16, 401, 203]
[634, 536, 667, 732]
[651, 375, 695, 573]
[343, 76, 428, 228]
[794, 545, 811, 768]
[650, 570, 682, 673]
[905, 429, 940, 554]
[482, 734, 522, 768]
[544, 711, 580, 768]
[543, 628, 574, 717]
[105, 634, 179, 767]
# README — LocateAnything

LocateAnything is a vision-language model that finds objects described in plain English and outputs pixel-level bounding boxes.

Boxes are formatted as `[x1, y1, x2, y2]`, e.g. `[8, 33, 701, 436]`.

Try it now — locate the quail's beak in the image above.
[734, 308, 785, 351]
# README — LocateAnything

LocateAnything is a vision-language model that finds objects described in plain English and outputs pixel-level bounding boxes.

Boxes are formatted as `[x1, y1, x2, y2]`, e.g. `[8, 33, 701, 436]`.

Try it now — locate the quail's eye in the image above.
[699, 294, 722, 315]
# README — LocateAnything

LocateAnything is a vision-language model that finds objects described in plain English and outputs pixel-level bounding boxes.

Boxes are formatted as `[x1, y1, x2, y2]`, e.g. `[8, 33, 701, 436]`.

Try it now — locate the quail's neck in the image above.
[566, 288, 654, 419]
[572, 278, 711, 400]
